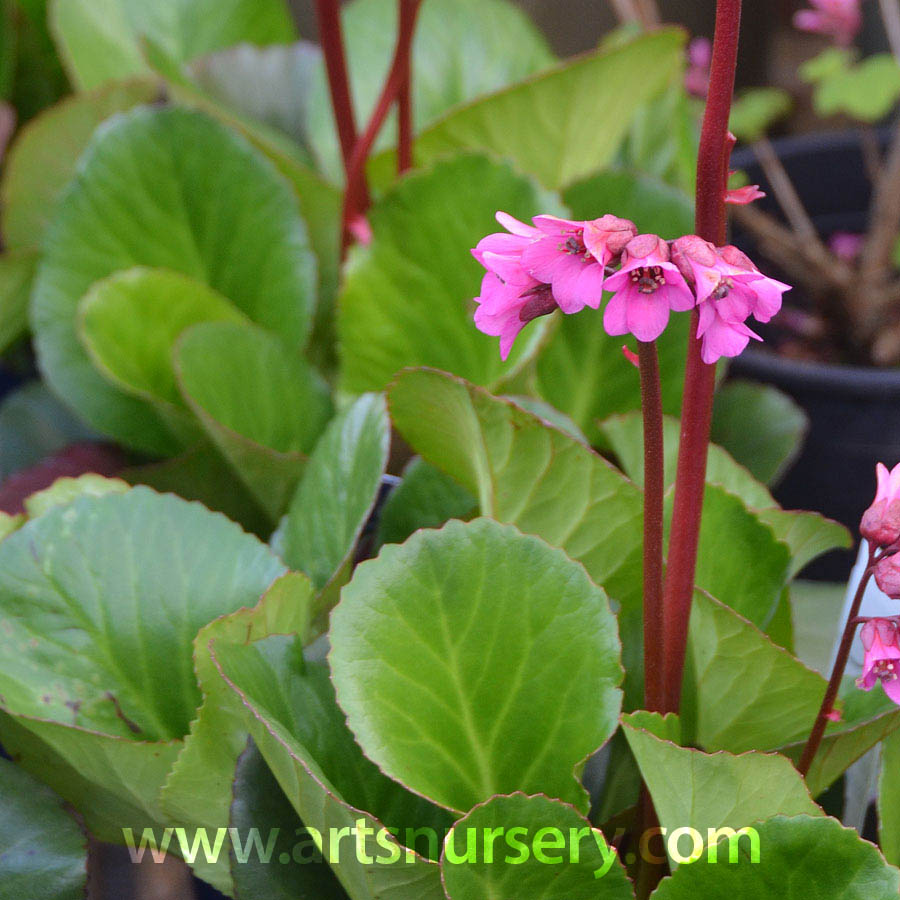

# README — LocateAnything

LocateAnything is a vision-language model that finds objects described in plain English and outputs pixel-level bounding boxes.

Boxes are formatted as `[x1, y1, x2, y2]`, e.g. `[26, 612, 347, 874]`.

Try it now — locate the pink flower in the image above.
[828, 231, 864, 261]
[603, 234, 695, 342]
[861, 463, 900, 549]
[793, 0, 862, 46]
[725, 183, 766, 205]
[857, 617, 900, 705]
[471, 212, 555, 360]
[473, 274, 556, 360]
[685, 37, 711, 98]
[521, 214, 635, 314]
[672, 237, 790, 363]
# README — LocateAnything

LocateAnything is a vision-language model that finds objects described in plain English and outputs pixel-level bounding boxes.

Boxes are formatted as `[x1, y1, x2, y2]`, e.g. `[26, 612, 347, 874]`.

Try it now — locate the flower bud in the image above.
[860, 462, 900, 549]
[875, 554, 900, 600]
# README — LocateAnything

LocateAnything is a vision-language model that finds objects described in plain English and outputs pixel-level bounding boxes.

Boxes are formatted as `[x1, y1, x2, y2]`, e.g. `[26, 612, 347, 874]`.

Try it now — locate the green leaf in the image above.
[49, 0, 296, 90]
[0, 78, 156, 250]
[600, 412, 776, 509]
[79, 267, 248, 441]
[440, 793, 634, 899]
[650, 815, 900, 899]
[229, 738, 348, 900]
[780, 686, 900, 797]
[880, 728, 900, 867]
[0, 486, 286, 841]
[275, 393, 389, 626]
[330, 518, 623, 814]
[0, 758, 87, 900]
[175, 320, 333, 519]
[670, 486, 790, 628]
[563, 169, 694, 240]
[800, 48, 854, 84]
[388, 368, 644, 612]
[728, 88, 792, 143]
[0, 382, 97, 481]
[683, 591, 826, 753]
[536, 301, 690, 446]
[160, 572, 314, 894]
[307, 0, 553, 182]
[622, 712, 821, 866]
[0, 249, 38, 355]
[211, 633, 450, 898]
[338, 155, 558, 394]
[32, 105, 317, 454]
[408, 29, 686, 189]
[23, 472, 129, 518]
[711, 380, 808, 486]
[376, 457, 476, 549]
[813, 53, 900, 123]
[755, 508, 851, 580]
[190, 41, 323, 153]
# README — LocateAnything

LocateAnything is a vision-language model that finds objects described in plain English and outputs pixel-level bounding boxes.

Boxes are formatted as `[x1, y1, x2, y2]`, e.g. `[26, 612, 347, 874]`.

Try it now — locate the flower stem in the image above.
[661, 0, 741, 713]
[397, 0, 415, 173]
[798, 545, 878, 777]
[313, 0, 362, 181]
[342, 0, 422, 242]
[638, 340, 665, 713]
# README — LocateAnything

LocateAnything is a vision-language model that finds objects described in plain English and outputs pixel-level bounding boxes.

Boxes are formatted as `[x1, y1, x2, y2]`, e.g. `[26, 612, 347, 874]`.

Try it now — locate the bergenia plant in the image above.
[2, 1, 900, 899]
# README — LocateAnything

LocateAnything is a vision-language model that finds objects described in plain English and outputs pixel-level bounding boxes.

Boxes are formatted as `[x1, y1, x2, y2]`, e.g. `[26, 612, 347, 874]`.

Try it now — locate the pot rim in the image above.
[732, 347, 900, 395]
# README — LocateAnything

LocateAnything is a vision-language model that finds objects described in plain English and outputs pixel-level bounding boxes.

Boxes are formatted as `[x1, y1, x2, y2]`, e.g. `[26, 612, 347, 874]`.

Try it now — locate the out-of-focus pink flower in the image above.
[793, 0, 862, 46]
[603, 234, 695, 343]
[824, 708, 843, 722]
[521, 214, 635, 313]
[725, 183, 766, 205]
[857, 617, 900, 705]
[685, 37, 712, 98]
[828, 231, 864, 261]
[472, 212, 555, 360]
[861, 463, 900, 549]
[672, 237, 790, 364]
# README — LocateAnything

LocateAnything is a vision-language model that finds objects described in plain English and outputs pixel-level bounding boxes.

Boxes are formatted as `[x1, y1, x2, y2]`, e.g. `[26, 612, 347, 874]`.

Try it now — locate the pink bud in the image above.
[875, 555, 900, 600]
[725, 184, 766, 205]
[861, 463, 900, 549]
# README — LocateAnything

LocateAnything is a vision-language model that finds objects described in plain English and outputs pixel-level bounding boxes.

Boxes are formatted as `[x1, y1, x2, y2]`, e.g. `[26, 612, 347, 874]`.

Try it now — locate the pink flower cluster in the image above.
[472, 212, 790, 363]
[857, 463, 900, 706]
[793, 0, 862, 46]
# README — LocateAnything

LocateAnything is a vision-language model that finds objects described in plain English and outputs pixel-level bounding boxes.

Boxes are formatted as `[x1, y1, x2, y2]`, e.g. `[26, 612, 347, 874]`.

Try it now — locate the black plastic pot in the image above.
[730, 131, 899, 579]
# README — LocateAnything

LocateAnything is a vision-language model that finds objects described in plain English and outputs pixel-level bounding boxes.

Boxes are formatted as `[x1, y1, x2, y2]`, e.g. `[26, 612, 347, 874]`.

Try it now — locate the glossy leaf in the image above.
[212, 633, 450, 899]
[622, 712, 821, 866]
[32, 106, 317, 454]
[0, 758, 87, 900]
[0, 78, 156, 249]
[330, 518, 623, 814]
[440, 793, 633, 900]
[0, 487, 286, 841]
[711, 380, 808, 486]
[50, 0, 296, 90]
[175, 321, 333, 519]
[409, 29, 685, 189]
[275, 394, 389, 623]
[338, 155, 558, 394]
[651, 816, 900, 899]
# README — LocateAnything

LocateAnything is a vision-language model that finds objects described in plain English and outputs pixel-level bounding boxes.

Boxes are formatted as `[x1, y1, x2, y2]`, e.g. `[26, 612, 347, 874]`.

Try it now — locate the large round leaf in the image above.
[330, 518, 623, 814]
[0, 486, 286, 837]
[32, 105, 317, 454]
[651, 816, 899, 899]
[440, 793, 633, 900]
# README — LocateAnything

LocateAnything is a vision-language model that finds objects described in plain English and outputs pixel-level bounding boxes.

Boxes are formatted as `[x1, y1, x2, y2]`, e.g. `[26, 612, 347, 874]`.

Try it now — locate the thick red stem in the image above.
[313, 0, 362, 180]
[397, 0, 415, 173]
[342, 0, 421, 243]
[638, 341, 665, 713]
[798, 546, 878, 776]
[662, 0, 741, 712]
